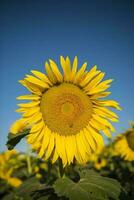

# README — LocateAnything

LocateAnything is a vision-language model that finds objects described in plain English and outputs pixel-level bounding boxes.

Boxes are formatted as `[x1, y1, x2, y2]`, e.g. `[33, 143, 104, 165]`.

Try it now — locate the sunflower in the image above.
[114, 128, 134, 161]
[16, 56, 121, 166]
[89, 145, 107, 170]
[94, 158, 107, 170]
[0, 150, 22, 187]
[10, 118, 28, 134]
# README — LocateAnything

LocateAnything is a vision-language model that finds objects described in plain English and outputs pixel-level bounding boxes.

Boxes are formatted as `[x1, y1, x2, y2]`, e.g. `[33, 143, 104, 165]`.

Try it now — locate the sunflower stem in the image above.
[58, 158, 64, 177]
[26, 144, 32, 175]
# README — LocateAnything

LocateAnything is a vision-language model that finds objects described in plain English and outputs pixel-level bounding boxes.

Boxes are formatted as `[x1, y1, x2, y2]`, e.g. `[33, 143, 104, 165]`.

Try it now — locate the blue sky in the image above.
[1, 0, 134, 152]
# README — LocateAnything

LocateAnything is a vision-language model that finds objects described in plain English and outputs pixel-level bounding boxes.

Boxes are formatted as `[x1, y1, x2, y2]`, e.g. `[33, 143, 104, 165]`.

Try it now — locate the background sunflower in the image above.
[114, 123, 134, 161]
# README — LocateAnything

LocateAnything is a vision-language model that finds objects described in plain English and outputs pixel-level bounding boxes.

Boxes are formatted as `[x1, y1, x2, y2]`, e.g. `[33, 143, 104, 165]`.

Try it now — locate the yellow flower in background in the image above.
[10, 118, 28, 134]
[89, 145, 104, 162]
[94, 158, 107, 170]
[33, 163, 48, 179]
[114, 128, 134, 161]
[17, 56, 121, 166]
[0, 150, 22, 187]
[89, 145, 107, 170]
[7, 177, 22, 188]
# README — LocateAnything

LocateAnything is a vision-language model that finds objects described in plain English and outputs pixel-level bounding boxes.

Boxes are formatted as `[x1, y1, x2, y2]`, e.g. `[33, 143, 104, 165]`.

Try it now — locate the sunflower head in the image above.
[126, 130, 134, 151]
[114, 125, 134, 161]
[16, 56, 121, 166]
[94, 158, 107, 170]
[89, 146, 107, 170]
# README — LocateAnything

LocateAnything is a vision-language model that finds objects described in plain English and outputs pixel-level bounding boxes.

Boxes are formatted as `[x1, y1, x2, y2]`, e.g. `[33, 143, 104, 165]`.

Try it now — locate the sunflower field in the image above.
[1, 57, 134, 200]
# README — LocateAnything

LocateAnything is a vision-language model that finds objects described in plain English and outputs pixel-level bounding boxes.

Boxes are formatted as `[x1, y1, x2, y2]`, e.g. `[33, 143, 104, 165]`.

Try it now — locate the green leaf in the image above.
[2, 193, 15, 200]
[54, 170, 122, 200]
[14, 177, 54, 200]
[80, 170, 122, 200]
[54, 177, 90, 200]
[15, 177, 41, 199]
[0, 179, 11, 196]
[6, 129, 30, 150]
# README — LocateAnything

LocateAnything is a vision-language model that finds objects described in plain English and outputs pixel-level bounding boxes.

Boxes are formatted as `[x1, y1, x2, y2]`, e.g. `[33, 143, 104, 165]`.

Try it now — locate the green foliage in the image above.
[54, 169, 122, 200]
[6, 129, 30, 150]
[2, 177, 54, 200]
[15, 177, 52, 200]
[99, 157, 134, 199]
[0, 179, 12, 197]
[2, 124, 134, 200]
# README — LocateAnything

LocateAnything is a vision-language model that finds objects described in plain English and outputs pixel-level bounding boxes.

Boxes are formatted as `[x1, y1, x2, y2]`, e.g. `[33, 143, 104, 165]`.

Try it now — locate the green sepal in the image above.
[6, 129, 30, 150]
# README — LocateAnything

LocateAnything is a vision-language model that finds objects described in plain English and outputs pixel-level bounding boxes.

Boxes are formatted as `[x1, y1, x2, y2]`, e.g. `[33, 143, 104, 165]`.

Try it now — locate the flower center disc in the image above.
[40, 83, 93, 135]
[61, 102, 74, 116]
[126, 131, 134, 151]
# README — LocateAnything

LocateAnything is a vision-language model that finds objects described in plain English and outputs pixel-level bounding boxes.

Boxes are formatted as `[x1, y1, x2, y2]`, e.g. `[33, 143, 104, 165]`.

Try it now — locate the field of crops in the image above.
[0, 123, 134, 200]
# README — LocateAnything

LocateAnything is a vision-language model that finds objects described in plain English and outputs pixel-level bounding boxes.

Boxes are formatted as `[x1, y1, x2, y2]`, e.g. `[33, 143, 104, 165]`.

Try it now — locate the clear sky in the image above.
[1, 0, 134, 152]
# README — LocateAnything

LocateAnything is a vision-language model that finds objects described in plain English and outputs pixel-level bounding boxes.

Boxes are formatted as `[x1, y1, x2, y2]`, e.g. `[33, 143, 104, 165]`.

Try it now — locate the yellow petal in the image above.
[93, 107, 119, 122]
[76, 133, 87, 162]
[89, 118, 104, 130]
[44, 133, 55, 160]
[16, 108, 27, 113]
[95, 106, 119, 118]
[45, 62, 57, 83]
[74, 62, 87, 84]
[87, 126, 104, 149]
[94, 100, 122, 110]
[65, 135, 75, 164]
[84, 72, 105, 92]
[52, 148, 59, 163]
[22, 107, 40, 117]
[27, 128, 43, 144]
[17, 95, 40, 100]
[98, 79, 113, 86]
[30, 120, 44, 133]
[79, 131, 91, 155]
[33, 127, 44, 143]
[75, 135, 84, 163]
[49, 59, 63, 82]
[81, 71, 88, 83]
[38, 127, 51, 158]
[55, 134, 67, 166]
[10, 119, 26, 134]
[31, 70, 52, 85]
[25, 75, 49, 89]
[79, 65, 99, 87]
[19, 80, 42, 95]
[60, 56, 71, 82]
[87, 79, 113, 95]
[92, 114, 115, 132]
[17, 101, 40, 108]
[32, 142, 41, 150]
[90, 92, 111, 99]
[84, 127, 96, 151]
[23, 112, 42, 124]
[87, 84, 110, 95]
[70, 56, 78, 82]
[81, 135, 92, 155]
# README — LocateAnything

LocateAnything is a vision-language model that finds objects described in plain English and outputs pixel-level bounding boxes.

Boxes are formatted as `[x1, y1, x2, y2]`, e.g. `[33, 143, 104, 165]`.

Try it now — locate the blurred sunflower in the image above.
[17, 56, 121, 166]
[89, 145, 107, 170]
[114, 125, 134, 161]
[34, 163, 48, 179]
[94, 158, 107, 170]
[0, 150, 22, 187]
[10, 118, 28, 134]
